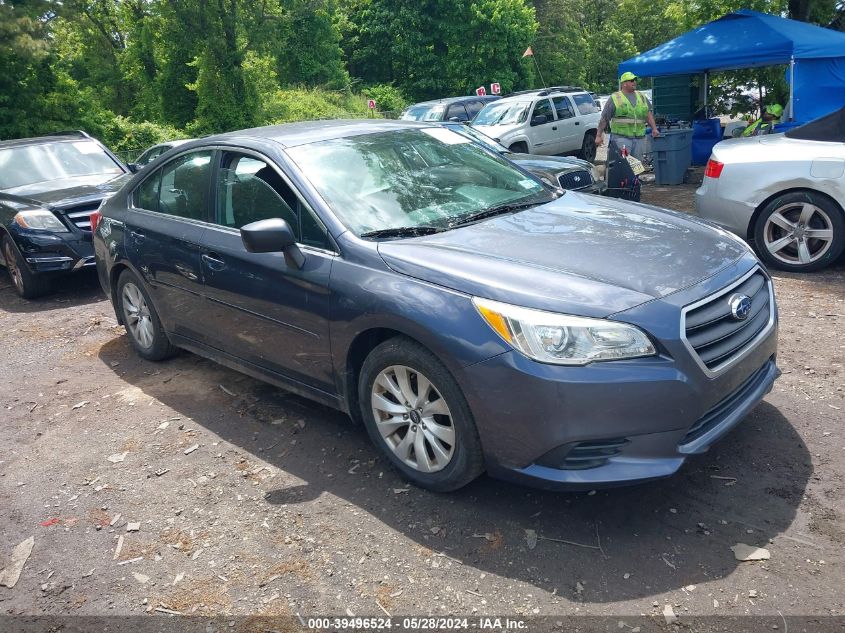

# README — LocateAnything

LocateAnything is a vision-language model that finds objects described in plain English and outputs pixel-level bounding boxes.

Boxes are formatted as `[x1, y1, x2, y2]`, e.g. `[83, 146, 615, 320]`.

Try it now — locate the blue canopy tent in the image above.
[619, 10, 845, 124]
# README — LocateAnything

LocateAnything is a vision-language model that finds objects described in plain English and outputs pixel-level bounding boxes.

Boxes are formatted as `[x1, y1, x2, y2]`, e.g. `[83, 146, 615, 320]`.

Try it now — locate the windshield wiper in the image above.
[449, 198, 549, 227]
[360, 226, 442, 239]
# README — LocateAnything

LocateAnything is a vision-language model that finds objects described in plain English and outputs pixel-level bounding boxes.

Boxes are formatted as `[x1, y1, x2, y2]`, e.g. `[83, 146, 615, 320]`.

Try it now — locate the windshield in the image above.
[401, 104, 447, 122]
[0, 140, 122, 191]
[473, 101, 531, 126]
[286, 128, 550, 237]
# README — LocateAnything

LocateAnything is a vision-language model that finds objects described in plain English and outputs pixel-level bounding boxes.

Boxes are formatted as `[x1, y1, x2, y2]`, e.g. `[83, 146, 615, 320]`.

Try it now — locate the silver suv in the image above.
[471, 86, 601, 162]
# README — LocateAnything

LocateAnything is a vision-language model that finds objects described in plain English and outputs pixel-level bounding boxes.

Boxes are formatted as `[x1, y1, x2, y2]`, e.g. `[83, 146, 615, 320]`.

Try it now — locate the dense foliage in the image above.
[1, 0, 842, 149]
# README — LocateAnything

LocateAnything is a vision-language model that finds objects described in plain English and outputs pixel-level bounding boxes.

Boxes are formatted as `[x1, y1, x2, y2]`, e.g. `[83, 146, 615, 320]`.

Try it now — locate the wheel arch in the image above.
[341, 327, 434, 423]
[749, 187, 844, 241]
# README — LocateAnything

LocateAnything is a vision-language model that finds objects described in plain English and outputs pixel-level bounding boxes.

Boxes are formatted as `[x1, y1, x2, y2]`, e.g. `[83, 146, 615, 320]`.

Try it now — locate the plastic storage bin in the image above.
[652, 128, 693, 185]
[691, 118, 722, 166]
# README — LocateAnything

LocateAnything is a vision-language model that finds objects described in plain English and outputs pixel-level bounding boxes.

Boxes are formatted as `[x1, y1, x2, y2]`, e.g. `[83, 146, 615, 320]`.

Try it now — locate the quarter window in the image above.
[572, 93, 599, 115]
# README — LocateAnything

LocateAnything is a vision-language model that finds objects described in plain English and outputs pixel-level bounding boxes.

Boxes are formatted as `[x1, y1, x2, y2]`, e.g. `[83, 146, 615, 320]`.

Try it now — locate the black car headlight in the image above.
[13, 210, 70, 232]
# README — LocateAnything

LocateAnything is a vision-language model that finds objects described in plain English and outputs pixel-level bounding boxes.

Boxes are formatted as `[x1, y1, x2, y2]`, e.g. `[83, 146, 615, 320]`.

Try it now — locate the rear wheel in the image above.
[752, 191, 845, 272]
[116, 270, 178, 360]
[358, 337, 484, 492]
[2, 235, 51, 299]
[578, 131, 597, 162]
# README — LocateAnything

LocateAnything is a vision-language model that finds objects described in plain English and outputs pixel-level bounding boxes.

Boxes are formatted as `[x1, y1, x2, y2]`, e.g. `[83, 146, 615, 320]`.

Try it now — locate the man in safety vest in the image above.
[742, 103, 783, 137]
[596, 72, 660, 160]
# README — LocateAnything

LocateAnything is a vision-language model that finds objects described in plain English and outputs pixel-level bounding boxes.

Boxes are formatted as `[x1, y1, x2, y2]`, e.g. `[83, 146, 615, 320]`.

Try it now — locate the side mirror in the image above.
[531, 114, 548, 126]
[127, 163, 139, 174]
[240, 218, 305, 269]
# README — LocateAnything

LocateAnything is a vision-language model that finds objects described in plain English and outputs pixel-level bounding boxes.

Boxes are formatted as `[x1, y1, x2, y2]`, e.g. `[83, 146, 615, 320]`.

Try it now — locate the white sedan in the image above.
[695, 108, 845, 273]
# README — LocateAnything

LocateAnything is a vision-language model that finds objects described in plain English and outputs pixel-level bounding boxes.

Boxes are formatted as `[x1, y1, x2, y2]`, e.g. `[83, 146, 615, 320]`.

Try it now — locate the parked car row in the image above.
[402, 87, 601, 162]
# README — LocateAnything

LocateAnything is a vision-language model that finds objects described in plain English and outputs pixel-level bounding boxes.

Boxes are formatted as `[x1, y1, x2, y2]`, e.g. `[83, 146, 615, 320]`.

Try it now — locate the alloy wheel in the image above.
[121, 282, 155, 349]
[763, 202, 835, 267]
[370, 364, 456, 473]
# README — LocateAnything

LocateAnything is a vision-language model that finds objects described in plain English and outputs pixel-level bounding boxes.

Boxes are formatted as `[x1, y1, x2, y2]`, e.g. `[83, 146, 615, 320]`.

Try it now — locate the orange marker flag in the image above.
[522, 46, 533, 58]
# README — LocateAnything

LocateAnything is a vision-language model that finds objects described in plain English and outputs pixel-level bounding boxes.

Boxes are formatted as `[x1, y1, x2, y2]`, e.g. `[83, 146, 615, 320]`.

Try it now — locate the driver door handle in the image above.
[129, 230, 146, 243]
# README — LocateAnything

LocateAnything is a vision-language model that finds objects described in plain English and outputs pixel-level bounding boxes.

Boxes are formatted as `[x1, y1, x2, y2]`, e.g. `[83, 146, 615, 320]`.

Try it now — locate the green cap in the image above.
[620, 72, 638, 82]
[765, 103, 783, 117]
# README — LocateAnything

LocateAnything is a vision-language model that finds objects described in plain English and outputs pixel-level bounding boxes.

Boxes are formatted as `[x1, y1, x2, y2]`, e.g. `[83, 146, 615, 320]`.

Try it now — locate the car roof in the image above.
[406, 95, 500, 108]
[496, 87, 590, 103]
[0, 132, 96, 150]
[206, 119, 435, 149]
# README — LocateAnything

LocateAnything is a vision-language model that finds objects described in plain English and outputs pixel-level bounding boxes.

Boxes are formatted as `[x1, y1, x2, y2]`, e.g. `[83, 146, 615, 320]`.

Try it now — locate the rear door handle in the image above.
[575, 121, 580, 125]
[201, 253, 226, 271]
[552, 126, 558, 130]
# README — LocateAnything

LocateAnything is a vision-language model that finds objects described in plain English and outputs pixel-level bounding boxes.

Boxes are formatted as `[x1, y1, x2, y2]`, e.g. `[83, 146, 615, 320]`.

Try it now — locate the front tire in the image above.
[752, 191, 845, 272]
[358, 337, 484, 492]
[508, 141, 529, 154]
[2, 235, 51, 299]
[116, 270, 177, 361]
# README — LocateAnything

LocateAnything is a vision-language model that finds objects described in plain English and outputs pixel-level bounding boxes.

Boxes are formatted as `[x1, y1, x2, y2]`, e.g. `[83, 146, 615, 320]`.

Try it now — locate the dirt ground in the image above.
[1, 183, 844, 631]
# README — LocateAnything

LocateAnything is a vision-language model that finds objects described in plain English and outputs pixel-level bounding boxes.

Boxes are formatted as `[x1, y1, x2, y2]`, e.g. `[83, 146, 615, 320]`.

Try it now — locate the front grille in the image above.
[683, 269, 773, 372]
[680, 359, 772, 445]
[558, 169, 593, 190]
[58, 201, 101, 232]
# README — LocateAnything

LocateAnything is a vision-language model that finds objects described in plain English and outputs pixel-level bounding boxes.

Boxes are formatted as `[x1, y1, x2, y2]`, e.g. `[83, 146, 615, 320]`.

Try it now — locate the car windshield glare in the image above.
[401, 105, 447, 122]
[287, 128, 549, 237]
[0, 140, 122, 191]
[451, 125, 509, 153]
[473, 102, 530, 126]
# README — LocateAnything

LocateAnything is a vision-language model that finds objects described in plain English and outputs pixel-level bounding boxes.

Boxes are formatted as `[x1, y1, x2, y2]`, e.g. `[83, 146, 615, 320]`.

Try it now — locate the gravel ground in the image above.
[1, 183, 844, 631]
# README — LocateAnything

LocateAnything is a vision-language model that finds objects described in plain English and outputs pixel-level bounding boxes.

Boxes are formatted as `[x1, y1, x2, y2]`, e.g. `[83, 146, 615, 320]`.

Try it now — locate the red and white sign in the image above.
[490, 82, 501, 95]
[475, 86, 487, 96]
[367, 99, 376, 109]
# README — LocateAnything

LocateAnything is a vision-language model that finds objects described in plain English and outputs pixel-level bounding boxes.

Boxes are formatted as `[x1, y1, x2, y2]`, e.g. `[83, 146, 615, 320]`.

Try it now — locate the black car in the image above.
[400, 96, 501, 123]
[442, 122, 607, 195]
[0, 131, 128, 298]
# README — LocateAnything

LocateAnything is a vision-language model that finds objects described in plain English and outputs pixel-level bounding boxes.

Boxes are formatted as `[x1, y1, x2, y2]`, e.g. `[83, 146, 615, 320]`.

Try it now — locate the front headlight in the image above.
[14, 209, 70, 232]
[473, 297, 656, 365]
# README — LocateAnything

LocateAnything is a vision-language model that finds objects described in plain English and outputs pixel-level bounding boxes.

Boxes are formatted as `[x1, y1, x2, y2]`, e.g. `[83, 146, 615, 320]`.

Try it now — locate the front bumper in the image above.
[457, 262, 779, 490]
[7, 228, 94, 275]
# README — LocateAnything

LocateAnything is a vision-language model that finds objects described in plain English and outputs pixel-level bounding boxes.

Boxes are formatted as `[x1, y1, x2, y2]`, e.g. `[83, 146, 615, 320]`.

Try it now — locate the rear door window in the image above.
[552, 96, 576, 119]
[446, 103, 470, 122]
[157, 151, 213, 221]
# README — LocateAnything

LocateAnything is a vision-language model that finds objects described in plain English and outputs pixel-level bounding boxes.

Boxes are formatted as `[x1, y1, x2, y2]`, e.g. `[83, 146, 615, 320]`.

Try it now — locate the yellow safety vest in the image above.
[610, 91, 649, 137]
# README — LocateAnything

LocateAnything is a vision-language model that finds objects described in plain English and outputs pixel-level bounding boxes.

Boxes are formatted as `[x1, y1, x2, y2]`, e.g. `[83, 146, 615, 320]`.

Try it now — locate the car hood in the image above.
[508, 153, 592, 172]
[472, 123, 521, 140]
[3, 172, 129, 206]
[378, 193, 750, 317]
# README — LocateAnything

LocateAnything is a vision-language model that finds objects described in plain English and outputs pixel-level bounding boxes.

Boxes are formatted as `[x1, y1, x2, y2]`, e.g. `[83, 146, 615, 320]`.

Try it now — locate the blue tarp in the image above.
[619, 10, 845, 123]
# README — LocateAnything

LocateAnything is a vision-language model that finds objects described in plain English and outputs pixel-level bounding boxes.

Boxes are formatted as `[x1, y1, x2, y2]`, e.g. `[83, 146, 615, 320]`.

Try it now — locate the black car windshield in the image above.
[286, 128, 550, 236]
[401, 104, 447, 122]
[0, 140, 122, 191]
[472, 101, 530, 126]
[444, 124, 509, 153]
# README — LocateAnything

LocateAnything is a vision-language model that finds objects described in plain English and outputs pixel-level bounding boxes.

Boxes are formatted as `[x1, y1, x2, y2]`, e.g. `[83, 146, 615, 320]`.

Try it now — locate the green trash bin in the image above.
[652, 128, 693, 185]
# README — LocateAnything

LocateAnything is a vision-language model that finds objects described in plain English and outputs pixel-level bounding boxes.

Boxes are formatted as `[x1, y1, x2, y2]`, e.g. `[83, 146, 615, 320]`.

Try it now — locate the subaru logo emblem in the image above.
[728, 293, 752, 321]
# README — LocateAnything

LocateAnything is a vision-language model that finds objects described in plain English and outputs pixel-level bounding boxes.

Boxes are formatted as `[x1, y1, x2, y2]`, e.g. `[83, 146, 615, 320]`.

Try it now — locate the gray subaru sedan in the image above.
[93, 120, 779, 492]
